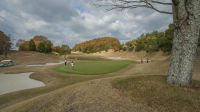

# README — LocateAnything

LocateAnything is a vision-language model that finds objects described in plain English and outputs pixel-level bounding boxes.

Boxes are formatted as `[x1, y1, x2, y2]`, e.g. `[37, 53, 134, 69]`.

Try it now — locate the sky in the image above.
[0, 0, 172, 47]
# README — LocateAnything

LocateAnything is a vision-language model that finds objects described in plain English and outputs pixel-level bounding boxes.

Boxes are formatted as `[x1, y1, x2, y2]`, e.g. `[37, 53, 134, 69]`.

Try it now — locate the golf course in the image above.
[1, 0, 200, 111]
[0, 50, 200, 112]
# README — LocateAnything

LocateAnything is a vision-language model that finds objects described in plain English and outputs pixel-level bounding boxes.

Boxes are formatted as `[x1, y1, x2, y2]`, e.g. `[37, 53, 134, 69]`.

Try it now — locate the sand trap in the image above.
[105, 56, 130, 60]
[106, 57, 122, 60]
[0, 72, 45, 95]
[26, 61, 64, 67]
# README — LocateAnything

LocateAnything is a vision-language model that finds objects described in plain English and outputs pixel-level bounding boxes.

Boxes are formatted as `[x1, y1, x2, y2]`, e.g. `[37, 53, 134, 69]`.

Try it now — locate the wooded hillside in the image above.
[73, 37, 120, 53]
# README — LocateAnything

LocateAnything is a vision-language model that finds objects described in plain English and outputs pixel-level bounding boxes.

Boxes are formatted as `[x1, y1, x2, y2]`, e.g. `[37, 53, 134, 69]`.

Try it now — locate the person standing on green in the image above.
[71, 61, 74, 69]
[64, 59, 67, 66]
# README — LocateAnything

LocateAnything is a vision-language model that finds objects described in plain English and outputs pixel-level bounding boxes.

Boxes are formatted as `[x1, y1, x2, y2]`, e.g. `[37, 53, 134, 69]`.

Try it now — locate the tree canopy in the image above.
[53, 44, 71, 55]
[18, 35, 53, 53]
[124, 24, 174, 53]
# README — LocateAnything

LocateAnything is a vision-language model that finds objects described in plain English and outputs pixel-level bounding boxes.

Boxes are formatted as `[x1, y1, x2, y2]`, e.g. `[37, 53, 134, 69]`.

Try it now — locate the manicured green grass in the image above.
[54, 60, 133, 75]
[112, 75, 200, 112]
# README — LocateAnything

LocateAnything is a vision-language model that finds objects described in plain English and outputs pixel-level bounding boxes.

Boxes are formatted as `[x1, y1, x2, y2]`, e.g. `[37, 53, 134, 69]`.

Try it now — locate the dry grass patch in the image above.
[112, 75, 200, 112]
[0, 51, 61, 65]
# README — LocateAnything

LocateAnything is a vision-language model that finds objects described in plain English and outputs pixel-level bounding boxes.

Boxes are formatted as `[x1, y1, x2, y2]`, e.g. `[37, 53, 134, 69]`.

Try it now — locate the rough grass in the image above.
[112, 75, 200, 112]
[54, 60, 133, 75]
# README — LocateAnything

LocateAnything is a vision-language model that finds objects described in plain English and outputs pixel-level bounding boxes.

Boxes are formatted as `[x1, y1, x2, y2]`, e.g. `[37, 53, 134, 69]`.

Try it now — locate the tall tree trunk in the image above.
[167, 0, 200, 86]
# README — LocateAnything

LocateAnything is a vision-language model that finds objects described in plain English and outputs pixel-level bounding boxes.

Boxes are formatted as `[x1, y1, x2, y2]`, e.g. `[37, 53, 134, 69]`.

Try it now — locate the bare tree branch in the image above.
[94, 0, 172, 14]
[151, 0, 172, 5]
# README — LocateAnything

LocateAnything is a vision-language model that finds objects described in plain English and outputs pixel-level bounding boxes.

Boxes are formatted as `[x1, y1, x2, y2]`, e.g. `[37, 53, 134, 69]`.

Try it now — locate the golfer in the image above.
[64, 59, 67, 66]
[71, 61, 74, 69]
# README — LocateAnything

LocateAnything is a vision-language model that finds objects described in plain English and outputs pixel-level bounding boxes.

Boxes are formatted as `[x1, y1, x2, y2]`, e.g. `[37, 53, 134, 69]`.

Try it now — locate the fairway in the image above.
[54, 60, 133, 75]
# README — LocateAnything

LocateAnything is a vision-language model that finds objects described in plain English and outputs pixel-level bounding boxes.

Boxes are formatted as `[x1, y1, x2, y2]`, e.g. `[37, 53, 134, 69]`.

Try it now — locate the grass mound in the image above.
[113, 75, 200, 112]
[54, 60, 133, 75]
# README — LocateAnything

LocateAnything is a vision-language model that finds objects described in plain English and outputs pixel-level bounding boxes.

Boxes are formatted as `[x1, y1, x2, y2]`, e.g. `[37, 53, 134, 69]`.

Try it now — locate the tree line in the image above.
[122, 24, 174, 53]
[1, 24, 199, 57]
[17, 35, 71, 55]
[73, 37, 121, 53]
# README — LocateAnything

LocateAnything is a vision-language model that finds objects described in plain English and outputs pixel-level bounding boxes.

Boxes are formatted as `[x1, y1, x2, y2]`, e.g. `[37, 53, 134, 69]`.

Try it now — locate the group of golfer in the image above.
[64, 58, 75, 69]
[140, 57, 150, 64]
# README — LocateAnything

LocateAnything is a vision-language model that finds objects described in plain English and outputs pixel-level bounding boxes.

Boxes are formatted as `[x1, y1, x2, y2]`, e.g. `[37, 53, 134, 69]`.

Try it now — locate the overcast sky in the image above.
[0, 0, 172, 47]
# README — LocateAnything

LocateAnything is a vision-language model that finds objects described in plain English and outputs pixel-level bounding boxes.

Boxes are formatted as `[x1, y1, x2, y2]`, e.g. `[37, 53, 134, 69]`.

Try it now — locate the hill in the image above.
[73, 37, 120, 53]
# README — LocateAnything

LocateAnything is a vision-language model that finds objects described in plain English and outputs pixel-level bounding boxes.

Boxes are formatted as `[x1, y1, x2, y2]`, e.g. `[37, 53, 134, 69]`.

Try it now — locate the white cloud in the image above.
[25, 19, 48, 30]
[0, 0, 172, 47]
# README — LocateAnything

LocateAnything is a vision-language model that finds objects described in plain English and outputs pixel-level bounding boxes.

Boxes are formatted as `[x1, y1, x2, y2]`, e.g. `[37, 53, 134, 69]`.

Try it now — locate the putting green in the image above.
[54, 60, 133, 75]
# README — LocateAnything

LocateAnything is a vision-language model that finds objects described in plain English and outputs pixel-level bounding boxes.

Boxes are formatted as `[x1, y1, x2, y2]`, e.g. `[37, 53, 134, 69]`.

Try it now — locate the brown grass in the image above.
[112, 75, 200, 112]
[0, 51, 61, 65]
[92, 50, 169, 60]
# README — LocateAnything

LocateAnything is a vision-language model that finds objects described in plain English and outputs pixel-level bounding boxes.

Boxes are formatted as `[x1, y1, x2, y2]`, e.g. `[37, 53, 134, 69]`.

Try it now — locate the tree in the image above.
[53, 44, 71, 55]
[16, 39, 25, 48]
[0, 31, 12, 58]
[17, 35, 53, 53]
[95, 0, 200, 86]
[29, 39, 36, 51]
[60, 45, 71, 55]
[37, 42, 52, 53]
[31, 35, 52, 51]
[125, 41, 136, 51]
[37, 42, 46, 53]
[18, 41, 29, 51]
[167, 0, 200, 86]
